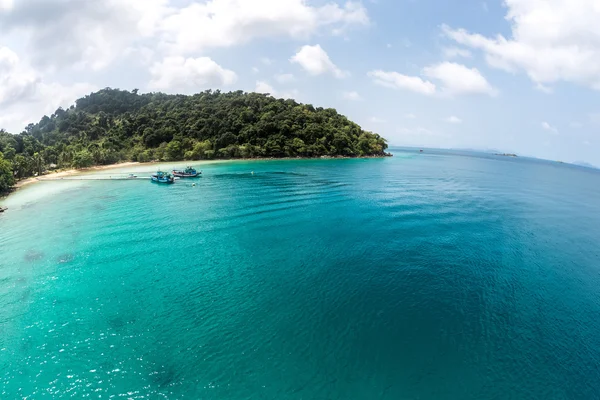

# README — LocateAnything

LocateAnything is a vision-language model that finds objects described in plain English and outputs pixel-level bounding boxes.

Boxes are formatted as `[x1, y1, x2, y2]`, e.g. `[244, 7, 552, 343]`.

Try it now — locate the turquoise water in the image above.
[1, 149, 600, 399]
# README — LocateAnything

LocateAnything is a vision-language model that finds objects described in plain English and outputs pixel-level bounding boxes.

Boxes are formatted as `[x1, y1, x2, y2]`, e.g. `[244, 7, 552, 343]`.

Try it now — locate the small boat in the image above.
[151, 171, 175, 184]
[127, 174, 137, 179]
[172, 166, 201, 178]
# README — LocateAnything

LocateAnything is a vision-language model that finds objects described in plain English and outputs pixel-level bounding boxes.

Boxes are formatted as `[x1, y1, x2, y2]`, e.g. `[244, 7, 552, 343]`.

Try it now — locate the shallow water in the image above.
[1, 150, 600, 399]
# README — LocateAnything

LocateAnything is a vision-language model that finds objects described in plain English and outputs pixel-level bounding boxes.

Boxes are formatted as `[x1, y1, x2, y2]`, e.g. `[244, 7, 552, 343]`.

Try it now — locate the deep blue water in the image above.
[1, 149, 600, 399]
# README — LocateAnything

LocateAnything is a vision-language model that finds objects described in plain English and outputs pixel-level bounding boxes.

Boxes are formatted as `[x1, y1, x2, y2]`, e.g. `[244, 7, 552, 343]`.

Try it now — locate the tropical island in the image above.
[0, 88, 389, 194]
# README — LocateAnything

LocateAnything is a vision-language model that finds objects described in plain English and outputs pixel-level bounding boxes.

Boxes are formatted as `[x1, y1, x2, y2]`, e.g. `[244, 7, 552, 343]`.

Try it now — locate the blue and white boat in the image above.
[172, 166, 201, 178]
[151, 171, 175, 184]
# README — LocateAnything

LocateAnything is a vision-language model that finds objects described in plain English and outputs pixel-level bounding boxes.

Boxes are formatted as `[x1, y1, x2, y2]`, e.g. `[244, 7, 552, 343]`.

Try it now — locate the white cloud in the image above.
[535, 83, 553, 94]
[261, 57, 273, 66]
[541, 121, 559, 134]
[252, 67, 259, 74]
[159, 0, 369, 55]
[368, 70, 436, 95]
[255, 81, 298, 99]
[255, 80, 276, 94]
[275, 73, 295, 84]
[404, 113, 417, 119]
[446, 116, 462, 124]
[442, 0, 600, 90]
[369, 62, 495, 97]
[149, 56, 237, 92]
[0, 0, 13, 11]
[0, 81, 96, 133]
[423, 62, 497, 96]
[0, 46, 95, 132]
[0, 47, 38, 107]
[443, 47, 472, 59]
[290, 44, 349, 78]
[370, 117, 386, 123]
[0, 0, 168, 71]
[0, 0, 368, 73]
[342, 91, 362, 100]
[570, 121, 583, 128]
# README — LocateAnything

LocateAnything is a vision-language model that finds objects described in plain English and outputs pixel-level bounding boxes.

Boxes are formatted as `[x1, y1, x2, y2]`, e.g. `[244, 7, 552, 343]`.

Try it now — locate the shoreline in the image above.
[14, 161, 145, 189]
[3, 154, 392, 197]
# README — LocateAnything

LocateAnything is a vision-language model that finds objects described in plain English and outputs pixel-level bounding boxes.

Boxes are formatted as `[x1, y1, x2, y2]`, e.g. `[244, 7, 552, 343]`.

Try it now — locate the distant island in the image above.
[0, 88, 389, 193]
[495, 153, 518, 157]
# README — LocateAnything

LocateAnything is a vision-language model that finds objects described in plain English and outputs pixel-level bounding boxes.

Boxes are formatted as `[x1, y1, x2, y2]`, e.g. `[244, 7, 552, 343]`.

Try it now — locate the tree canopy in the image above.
[0, 88, 389, 193]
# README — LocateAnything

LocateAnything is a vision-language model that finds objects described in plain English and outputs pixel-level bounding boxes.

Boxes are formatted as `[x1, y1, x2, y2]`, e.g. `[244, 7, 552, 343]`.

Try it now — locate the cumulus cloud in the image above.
[0, 46, 95, 132]
[0, 0, 13, 11]
[0, 0, 365, 131]
[442, 47, 472, 59]
[368, 70, 436, 95]
[0, 0, 168, 71]
[255, 81, 276, 94]
[255, 81, 298, 99]
[535, 83, 553, 94]
[423, 62, 497, 96]
[274, 73, 295, 84]
[0, 47, 38, 107]
[442, 0, 600, 90]
[541, 121, 559, 134]
[446, 116, 462, 124]
[342, 91, 362, 100]
[0, 0, 368, 72]
[368, 62, 495, 96]
[291, 44, 349, 78]
[0, 81, 96, 133]
[149, 56, 237, 92]
[159, 0, 368, 55]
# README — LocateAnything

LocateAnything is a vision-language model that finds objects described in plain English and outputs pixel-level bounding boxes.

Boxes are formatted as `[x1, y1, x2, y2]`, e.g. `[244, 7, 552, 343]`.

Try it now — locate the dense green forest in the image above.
[0, 88, 389, 193]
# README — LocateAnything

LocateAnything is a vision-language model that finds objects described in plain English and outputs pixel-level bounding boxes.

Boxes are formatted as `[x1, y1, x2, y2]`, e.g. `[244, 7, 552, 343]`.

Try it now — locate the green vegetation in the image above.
[0, 152, 15, 193]
[0, 88, 389, 193]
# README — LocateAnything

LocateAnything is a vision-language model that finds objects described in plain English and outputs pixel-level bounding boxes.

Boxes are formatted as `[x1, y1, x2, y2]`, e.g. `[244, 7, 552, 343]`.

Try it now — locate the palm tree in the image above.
[32, 152, 44, 176]
[13, 155, 27, 179]
[59, 148, 74, 167]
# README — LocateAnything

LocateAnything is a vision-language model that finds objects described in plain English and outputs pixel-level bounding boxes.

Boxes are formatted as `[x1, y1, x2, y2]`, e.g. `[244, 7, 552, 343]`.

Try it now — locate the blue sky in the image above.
[1, 0, 599, 165]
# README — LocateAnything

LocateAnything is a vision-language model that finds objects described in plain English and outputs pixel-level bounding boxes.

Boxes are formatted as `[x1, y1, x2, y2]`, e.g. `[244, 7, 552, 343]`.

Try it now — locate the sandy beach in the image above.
[13, 155, 391, 189]
[15, 162, 144, 189]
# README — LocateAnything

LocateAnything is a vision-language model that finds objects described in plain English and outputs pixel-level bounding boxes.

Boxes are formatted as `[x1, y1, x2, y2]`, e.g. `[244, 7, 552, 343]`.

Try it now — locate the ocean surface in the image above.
[1, 148, 600, 399]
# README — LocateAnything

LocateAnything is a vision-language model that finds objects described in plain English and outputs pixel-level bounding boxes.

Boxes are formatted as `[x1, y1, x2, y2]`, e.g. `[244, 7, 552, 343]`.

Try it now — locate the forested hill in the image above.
[0, 88, 389, 192]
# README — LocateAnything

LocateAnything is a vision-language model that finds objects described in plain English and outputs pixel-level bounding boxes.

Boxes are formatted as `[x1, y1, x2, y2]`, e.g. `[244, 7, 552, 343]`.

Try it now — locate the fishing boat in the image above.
[151, 171, 175, 184]
[172, 166, 201, 178]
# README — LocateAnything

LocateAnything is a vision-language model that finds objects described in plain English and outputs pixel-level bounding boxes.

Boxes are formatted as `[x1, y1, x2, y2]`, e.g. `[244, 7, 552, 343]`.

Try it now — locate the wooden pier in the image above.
[37, 175, 151, 182]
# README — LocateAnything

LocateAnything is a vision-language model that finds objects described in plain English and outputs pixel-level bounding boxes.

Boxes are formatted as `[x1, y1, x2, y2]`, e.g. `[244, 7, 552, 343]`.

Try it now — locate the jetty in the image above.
[37, 174, 151, 182]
